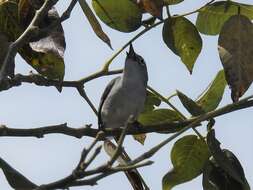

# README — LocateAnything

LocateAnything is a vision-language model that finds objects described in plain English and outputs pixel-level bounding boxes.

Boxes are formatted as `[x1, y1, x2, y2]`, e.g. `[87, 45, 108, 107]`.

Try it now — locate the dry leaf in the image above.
[139, 0, 164, 19]
[133, 133, 147, 145]
[218, 15, 253, 102]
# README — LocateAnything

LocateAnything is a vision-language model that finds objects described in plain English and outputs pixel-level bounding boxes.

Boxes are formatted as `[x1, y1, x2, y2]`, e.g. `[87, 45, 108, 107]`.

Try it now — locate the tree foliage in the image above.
[0, 0, 252, 190]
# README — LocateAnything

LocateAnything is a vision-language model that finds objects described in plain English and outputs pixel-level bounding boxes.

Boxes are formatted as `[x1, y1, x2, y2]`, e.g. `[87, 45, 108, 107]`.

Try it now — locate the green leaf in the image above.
[196, 70, 227, 112]
[162, 17, 202, 73]
[0, 157, 38, 190]
[163, 135, 210, 190]
[177, 90, 205, 116]
[164, 0, 183, 5]
[138, 109, 182, 125]
[79, 0, 112, 49]
[92, 0, 142, 32]
[196, 1, 253, 35]
[142, 90, 161, 113]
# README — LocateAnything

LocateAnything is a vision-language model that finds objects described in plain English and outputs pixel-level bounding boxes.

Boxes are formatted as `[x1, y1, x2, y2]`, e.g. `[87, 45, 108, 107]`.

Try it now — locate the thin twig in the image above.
[108, 116, 133, 166]
[148, 86, 204, 139]
[70, 161, 153, 187]
[148, 86, 186, 119]
[77, 86, 98, 116]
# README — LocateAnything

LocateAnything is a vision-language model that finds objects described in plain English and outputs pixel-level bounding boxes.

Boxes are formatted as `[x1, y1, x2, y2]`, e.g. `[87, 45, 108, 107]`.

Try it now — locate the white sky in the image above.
[0, 0, 252, 190]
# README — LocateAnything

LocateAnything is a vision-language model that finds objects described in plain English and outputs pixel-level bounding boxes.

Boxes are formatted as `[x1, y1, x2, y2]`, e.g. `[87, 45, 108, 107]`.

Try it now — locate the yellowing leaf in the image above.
[162, 17, 202, 73]
[92, 0, 142, 32]
[196, 1, 253, 35]
[218, 15, 253, 102]
[163, 135, 209, 190]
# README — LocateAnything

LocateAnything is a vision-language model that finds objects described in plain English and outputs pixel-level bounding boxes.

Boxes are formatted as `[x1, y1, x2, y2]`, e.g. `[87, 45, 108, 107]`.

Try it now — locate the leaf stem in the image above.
[147, 86, 186, 119]
[101, 0, 216, 71]
[147, 86, 204, 139]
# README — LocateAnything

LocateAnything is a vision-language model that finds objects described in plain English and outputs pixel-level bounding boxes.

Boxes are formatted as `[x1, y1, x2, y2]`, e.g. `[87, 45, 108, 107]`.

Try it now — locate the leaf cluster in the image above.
[0, 0, 252, 190]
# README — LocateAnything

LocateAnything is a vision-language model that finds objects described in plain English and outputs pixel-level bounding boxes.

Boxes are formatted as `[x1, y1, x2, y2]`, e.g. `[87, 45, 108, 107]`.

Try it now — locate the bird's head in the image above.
[124, 44, 148, 84]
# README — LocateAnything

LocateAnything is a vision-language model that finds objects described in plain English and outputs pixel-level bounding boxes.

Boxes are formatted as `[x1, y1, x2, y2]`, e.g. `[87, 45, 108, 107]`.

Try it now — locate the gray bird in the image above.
[98, 44, 148, 190]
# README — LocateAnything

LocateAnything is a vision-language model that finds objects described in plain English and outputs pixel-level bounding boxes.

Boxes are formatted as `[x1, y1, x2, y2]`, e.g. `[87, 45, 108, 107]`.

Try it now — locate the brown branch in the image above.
[77, 86, 98, 115]
[107, 116, 132, 166]
[0, 70, 123, 92]
[1, 96, 253, 139]
[35, 132, 152, 190]
[69, 161, 153, 188]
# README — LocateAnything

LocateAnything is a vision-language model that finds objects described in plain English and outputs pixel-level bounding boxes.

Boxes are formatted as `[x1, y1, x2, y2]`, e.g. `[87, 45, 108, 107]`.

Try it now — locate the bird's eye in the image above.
[139, 58, 145, 66]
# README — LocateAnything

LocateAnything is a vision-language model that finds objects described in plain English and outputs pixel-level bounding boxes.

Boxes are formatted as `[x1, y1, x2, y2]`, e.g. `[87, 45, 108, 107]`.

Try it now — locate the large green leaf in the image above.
[177, 90, 205, 116]
[138, 109, 182, 125]
[92, 0, 142, 32]
[0, 0, 65, 80]
[163, 135, 209, 190]
[162, 17, 202, 73]
[134, 91, 161, 144]
[177, 70, 226, 115]
[164, 0, 183, 5]
[196, 70, 227, 112]
[196, 1, 253, 35]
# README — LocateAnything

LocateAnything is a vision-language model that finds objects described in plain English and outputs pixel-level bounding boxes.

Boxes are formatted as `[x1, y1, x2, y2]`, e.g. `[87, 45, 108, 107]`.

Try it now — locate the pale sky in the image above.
[0, 0, 252, 190]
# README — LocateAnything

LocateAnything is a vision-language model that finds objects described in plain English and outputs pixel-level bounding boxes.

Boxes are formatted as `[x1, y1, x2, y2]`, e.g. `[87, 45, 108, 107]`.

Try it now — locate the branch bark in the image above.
[1, 96, 253, 139]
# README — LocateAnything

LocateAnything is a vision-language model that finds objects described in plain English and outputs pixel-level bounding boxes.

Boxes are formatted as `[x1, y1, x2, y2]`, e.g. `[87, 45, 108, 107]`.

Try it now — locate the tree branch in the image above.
[1, 96, 253, 139]
[34, 131, 152, 190]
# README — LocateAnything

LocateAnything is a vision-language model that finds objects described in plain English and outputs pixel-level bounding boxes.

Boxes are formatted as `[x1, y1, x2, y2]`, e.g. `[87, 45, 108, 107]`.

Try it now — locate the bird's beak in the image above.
[126, 43, 136, 58]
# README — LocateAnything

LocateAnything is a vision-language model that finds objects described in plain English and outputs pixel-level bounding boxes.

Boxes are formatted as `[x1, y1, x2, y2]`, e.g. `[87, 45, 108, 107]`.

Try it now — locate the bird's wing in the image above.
[98, 76, 121, 129]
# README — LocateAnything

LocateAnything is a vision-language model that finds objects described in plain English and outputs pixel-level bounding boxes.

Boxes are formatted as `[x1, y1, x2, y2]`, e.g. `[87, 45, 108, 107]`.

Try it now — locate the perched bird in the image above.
[98, 44, 148, 190]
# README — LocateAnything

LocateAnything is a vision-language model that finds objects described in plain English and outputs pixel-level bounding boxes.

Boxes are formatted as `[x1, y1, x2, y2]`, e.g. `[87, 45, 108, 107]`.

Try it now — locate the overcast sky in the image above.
[0, 0, 252, 190]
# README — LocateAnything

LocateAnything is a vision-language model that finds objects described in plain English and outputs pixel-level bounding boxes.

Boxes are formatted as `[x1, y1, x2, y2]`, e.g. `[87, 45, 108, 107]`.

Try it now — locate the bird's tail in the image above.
[104, 140, 149, 190]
